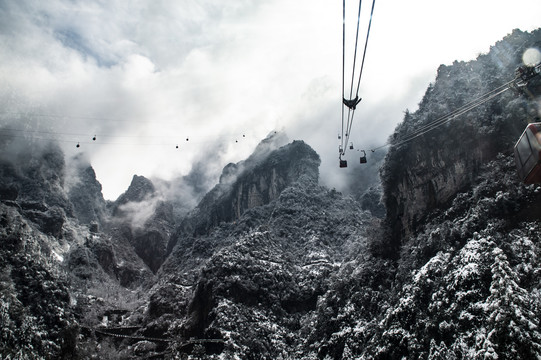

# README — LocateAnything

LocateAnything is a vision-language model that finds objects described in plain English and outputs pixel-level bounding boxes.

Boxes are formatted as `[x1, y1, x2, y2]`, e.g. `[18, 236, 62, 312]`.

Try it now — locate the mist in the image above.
[1, 0, 541, 199]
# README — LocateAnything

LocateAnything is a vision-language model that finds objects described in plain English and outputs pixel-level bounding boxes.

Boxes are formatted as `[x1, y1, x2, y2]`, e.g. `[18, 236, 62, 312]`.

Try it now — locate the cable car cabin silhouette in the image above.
[514, 122, 541, 184]
[360, 150, 367, 164]
[340, 159, 348, 168]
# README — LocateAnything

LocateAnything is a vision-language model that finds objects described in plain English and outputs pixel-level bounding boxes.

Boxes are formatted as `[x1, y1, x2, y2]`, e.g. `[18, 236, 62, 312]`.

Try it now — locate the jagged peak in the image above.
[115, 175, 156, 205]
[217, 132, 318, 185]
[169, 138, 320, 246]
[248, 130, 290, 161]
[219, 162, 239, 185]
[217, 130, 290, 185]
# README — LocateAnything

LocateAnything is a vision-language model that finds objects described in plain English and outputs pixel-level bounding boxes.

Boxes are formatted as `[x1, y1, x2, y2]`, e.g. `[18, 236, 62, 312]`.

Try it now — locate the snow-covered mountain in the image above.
[1, 28, 541, 359]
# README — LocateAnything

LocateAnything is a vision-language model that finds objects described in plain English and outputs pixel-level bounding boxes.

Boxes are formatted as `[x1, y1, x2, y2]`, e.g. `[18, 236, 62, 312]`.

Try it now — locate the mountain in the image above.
[67, 154, 107, 227]
[381, 28, 541, 252]
[143, 135, 375, 358]
[1, 28, 541, 359]
[323, 28, 541, 359]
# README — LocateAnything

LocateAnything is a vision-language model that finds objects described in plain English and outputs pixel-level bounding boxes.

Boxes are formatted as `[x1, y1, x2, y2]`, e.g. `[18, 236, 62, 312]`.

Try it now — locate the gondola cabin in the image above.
[340, 159, 348, 168]
[360, 150, 367, 164]
[514, 122, 541, 184]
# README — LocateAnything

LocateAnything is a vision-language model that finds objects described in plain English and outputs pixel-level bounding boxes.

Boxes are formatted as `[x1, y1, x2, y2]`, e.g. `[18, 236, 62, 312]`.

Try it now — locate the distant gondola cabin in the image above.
[514, 122, 541, 184]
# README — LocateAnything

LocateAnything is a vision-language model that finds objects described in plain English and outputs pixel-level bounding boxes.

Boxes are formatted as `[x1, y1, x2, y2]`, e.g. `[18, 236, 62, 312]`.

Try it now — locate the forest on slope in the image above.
[309, 28, 541, 359]
[381, 28, 541, 247]
[0, 28, 541, 359]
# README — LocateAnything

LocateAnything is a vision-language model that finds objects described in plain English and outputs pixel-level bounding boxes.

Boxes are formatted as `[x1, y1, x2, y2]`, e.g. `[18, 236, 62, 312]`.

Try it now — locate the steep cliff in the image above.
[3, 28, 541, 360]
[67, 155, 107, 227]
[167, 132, 319, 250]
[309, 153, 541, 360]
[144, 140, 371, 358]
[110, 174, 156, 218]
[0, 139, 80, 358]
[381, 28, 541, 247]
[0, 137, 74, 238]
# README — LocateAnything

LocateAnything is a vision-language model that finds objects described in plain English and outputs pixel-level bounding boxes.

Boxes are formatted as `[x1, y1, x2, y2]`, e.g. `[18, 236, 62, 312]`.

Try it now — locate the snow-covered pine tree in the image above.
[481, 247, 541, 359]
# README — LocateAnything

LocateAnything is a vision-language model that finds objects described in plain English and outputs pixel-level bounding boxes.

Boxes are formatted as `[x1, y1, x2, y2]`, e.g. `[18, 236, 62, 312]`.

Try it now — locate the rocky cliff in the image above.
[168, 132, 319, 245]
[0, 138, 74, 238]
[381, 28, 541, 248]
[2, 28, 541, 360]
[144, 139, 371, 358]
[67, 155, 107, 227]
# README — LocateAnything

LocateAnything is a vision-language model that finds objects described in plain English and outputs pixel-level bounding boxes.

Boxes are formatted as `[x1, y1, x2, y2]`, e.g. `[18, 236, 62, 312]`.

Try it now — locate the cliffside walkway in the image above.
[95, 328, 172, 343]
[94, 327, 224, 348]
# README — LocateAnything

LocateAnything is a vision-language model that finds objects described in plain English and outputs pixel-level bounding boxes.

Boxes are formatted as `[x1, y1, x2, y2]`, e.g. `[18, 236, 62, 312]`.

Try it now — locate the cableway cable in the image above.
[342, 0, 363, 156]
[347, 0, 363, 104]
[0, 126, 249, 149]
[354, 0, 376, 99]
[368, 87, 512, 153]
[340, 0, 376, 159]
[390, 87, 511, 147]
[0, 111, 183, 126]
[367, 64, 540, 153]
[394, 81, 512, 142]
[341, 0, 346, 148]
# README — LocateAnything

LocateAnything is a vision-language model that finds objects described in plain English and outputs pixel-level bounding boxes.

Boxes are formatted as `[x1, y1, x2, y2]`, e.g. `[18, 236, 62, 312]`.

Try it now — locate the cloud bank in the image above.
[1, 0, 540, 198]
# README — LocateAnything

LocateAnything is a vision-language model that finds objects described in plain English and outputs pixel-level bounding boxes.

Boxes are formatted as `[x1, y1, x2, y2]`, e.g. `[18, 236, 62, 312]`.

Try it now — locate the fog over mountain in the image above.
[1, 28, 541, 359]
[2, 0, 540, 200]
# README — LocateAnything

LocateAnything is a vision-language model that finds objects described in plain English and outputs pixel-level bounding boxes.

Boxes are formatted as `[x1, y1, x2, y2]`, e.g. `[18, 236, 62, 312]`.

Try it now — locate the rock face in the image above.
[111, 174, 156, 217]
[107, 174, 175, 273]
[149, 152, 371, 358]
[130, 200, 175, 273]
[68, 159, 107, 226]
[382, 127, 495, 244]
[0, 139, 79, 358]
[168, 133, 320, 249]
[313, 154, 541, 360]
[380, 28, 541, 247]
[0, 140, 75, 238]
[3, 29, 541, 360]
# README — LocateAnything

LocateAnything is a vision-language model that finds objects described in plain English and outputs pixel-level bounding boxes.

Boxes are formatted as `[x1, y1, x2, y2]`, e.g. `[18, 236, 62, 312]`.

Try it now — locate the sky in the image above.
[0, 0, 540, 200]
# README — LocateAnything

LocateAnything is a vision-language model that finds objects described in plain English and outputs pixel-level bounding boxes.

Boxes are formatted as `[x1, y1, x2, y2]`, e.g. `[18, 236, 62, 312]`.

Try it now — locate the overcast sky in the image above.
[1, 0, 540, 199]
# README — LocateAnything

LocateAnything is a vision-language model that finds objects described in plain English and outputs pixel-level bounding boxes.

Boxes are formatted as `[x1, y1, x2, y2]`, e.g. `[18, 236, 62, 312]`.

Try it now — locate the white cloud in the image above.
[1, 0, 540, 199]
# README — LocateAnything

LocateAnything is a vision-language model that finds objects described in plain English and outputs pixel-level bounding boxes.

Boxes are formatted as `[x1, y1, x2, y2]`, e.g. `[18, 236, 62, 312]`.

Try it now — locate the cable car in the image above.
[340, 159, 348, 168]
[360, 150, 367, 164]
[514, 122, 541, 184]
[349, 142, 354, 150]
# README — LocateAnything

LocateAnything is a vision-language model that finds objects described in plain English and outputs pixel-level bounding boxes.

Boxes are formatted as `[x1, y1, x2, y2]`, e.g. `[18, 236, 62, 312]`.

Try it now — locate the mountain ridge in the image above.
[1, 28, 541, 359]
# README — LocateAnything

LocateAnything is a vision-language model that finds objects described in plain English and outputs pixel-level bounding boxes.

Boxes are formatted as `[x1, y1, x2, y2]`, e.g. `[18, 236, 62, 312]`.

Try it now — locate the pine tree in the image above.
[428, 339, 456, 360]
[482, 247, 541, 359]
